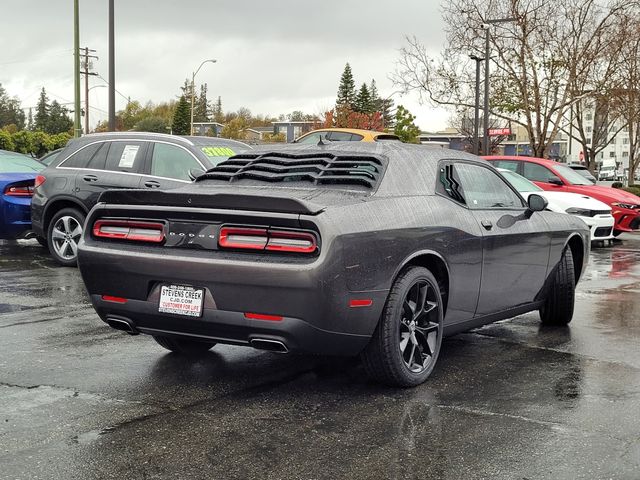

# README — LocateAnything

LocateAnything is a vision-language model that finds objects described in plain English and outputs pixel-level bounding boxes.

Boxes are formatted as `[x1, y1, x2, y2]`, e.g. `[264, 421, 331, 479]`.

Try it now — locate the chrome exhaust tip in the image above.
[106, 317, 139, 335]
[249, 338, 289, 354]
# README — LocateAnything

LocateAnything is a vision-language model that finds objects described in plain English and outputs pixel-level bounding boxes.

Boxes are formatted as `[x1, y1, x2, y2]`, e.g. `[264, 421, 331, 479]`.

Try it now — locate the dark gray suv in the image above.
[31, 132, 249, 266]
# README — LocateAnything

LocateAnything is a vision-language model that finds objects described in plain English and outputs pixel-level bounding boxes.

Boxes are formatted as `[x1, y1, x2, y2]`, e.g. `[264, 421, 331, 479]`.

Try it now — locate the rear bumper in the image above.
[0, 196, 32, 240]
[92, 294, 370, 355]
[78, 242, 388, 356]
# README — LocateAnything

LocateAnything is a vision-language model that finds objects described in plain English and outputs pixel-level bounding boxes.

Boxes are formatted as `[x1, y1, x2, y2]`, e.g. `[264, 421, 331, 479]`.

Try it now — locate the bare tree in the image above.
[614, 10, 640, 185]
[393, 0, 634, 158]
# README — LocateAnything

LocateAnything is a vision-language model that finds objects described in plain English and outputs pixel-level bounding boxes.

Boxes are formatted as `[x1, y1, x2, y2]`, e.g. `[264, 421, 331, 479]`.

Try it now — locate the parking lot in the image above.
[1, 235, 639, 480]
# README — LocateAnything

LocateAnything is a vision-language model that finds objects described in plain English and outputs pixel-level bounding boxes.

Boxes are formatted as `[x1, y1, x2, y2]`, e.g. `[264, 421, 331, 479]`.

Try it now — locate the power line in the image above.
[96, 73, 130, 104]
[0, 50, 73, 66]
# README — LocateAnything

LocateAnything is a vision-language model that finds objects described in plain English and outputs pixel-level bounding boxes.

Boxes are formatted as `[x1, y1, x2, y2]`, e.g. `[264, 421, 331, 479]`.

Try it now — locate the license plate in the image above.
[158, 285, 204, 317]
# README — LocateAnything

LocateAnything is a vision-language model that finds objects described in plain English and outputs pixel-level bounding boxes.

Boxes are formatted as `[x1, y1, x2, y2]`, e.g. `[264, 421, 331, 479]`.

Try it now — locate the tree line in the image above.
[1, 84, 72, 156]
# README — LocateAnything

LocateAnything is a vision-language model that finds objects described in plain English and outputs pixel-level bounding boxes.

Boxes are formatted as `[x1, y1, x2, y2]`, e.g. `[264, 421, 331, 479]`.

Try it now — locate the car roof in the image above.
[74, 132, 250, 149]
[483, 155, 558, 167]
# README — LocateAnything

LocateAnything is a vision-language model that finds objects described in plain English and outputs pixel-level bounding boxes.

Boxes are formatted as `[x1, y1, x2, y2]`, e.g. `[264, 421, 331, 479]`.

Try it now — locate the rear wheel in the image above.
[47, 208, 86, 267]
[540, 247, 575, 325]
[361, 266, 444, 387]
[153, 335, 216, 355]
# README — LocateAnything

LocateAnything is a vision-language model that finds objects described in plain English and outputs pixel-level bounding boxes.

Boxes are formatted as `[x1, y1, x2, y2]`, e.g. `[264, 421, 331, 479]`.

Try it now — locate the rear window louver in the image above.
[197, 152, 385, 189]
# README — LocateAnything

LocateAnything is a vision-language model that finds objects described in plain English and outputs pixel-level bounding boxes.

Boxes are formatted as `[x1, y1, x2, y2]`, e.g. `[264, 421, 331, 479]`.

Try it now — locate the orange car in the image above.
[294, 128, 399, 144]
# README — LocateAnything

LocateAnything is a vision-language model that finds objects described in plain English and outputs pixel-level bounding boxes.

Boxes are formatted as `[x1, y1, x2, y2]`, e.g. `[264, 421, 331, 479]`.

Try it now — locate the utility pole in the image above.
[81, 47, 98, 134]
[470, 55, 484, 155]
[73, 0, 81, 138]
[108, 0, 115, 131]
[482, 17, 516, 155]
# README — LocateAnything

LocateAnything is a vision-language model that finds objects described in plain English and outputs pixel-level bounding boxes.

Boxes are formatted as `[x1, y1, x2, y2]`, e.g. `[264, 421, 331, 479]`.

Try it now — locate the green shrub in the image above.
[0, 129, 15, 151]
[622, 186, 640, 197]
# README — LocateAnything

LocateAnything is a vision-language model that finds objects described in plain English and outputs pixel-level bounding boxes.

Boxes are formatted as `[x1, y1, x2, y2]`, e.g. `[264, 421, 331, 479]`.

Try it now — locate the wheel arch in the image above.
[392, 250, 450, 317]
[565, 233, 585, 282]
[43, 197, 88, 233]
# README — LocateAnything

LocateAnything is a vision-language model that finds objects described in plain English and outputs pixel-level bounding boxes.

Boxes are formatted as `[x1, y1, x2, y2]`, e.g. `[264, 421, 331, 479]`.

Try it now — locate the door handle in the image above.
[144, 180, 161, 188]
[82, 174, 98, 182]
[481, 220, 493, 230]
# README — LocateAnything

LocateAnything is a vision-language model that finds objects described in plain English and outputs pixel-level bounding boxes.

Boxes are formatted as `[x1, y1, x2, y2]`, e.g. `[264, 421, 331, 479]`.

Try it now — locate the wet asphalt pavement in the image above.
[1, 236, 639, 480]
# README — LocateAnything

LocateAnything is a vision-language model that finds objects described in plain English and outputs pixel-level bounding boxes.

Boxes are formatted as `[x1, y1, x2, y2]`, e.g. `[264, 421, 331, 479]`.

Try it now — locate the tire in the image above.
[153, 335, 216, 355]
[36, 235, 48, 249]
[539, 247, 575, 325]
[361, 266, 444, 387]
[47, 208, 86, 267]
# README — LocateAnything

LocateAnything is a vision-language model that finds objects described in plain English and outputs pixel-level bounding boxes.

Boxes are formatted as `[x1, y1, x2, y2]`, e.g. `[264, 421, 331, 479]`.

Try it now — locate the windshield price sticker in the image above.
[202, 146, 235, 157]
[159, 285, 204, 317]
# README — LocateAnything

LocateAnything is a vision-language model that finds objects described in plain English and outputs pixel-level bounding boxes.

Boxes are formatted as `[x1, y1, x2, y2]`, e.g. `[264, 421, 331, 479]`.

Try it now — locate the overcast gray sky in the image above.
[1, 1, 449, 130]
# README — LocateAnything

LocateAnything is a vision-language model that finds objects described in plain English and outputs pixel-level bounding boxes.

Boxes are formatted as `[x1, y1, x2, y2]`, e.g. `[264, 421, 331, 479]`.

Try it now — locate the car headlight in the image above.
[565, 207, 591, 216]
[612, 203, 638, 210]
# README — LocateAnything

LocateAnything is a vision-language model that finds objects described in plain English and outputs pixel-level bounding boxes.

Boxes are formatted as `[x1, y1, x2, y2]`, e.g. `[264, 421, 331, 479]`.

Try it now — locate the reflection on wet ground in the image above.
[1, 236, 639, 479]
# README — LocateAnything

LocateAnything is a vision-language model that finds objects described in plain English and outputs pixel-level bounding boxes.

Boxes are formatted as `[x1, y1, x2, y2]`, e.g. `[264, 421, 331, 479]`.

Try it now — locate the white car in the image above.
[498, 168, 615, 243]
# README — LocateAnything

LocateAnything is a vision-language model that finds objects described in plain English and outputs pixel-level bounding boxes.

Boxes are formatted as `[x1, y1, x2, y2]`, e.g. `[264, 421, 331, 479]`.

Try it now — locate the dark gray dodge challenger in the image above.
[77, 142, 590, 387]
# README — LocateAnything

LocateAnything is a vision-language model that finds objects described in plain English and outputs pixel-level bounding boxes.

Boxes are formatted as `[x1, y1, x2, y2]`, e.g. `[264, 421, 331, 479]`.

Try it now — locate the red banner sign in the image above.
[488, 128, 511, 136]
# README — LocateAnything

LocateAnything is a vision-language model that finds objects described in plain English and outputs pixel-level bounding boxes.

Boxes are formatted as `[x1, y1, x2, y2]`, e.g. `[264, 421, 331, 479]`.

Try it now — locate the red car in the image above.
[484, 156, 640, 235]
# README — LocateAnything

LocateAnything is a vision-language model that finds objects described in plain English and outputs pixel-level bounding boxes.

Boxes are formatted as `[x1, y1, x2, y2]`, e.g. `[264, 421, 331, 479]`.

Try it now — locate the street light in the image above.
[482, 18, 516, 155]
[190, 59, 217, 136]
[469, 54, 484, 155]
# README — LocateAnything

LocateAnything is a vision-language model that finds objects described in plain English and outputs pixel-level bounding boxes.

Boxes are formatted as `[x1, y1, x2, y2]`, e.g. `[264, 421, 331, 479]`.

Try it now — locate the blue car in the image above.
[0, 150, 44, 239]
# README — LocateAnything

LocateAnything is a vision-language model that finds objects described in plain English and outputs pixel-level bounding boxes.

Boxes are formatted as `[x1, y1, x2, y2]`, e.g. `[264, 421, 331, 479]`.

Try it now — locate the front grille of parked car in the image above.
[594, 227, 612, 237]
[198, 152, 385, 189]
[591, 210, 612, 216]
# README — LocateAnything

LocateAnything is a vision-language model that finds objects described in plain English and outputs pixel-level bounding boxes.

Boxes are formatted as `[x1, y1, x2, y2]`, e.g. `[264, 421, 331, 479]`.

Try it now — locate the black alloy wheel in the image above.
[362, 266, 444, 387]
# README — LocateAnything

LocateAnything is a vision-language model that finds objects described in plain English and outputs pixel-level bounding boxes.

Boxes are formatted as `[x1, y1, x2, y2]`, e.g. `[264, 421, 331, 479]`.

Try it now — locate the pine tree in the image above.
[34, 88, 49, 131]
[336, 63, 356, 110]
[381, 98, 395, 129]
[354, 83, 373, 114]
[171, 96, 191, 135]
[47, 101, 73, 134]
[212, 96, 224, 123]
[369, 79, 379, 108]
[194, 83, 210, 122]
[27, 108, 34, 130]
[393, 105, 421, 143]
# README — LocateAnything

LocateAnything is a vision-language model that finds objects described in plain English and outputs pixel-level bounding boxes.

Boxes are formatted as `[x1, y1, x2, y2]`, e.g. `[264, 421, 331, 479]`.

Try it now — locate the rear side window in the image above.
[151, 143, 202, 181]
[493, 160, 520, 173]
[326, 131, 363, 141]
[105, 142, 145, 173]
[296, 132, 327, 144]
[523, 162, 555, 182]
[61, 143, 101, 169]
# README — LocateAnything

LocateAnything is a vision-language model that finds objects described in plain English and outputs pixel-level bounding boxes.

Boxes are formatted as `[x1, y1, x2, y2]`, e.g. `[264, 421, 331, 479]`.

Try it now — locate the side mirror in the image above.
[527, 193, 548, 214]
[188, 168, 206, 181]
[548, 177, 563, 186]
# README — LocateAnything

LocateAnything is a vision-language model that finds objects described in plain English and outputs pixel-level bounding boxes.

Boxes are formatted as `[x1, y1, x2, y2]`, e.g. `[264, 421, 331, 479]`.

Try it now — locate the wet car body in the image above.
[30, 132, 250, 265]
[78, 143, 589, 373]
[0, 151, 44, 239]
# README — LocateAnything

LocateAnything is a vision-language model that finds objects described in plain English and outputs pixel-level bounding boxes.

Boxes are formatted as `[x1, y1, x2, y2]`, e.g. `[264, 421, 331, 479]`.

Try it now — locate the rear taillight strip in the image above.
[219, 226, 317, 254]
[3, 184, 35, 197]
[93, 219, 165, 243]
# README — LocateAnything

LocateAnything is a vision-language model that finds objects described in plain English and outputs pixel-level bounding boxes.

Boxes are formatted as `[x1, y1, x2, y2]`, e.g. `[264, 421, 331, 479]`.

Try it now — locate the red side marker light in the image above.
[349, 299, 373, 308]
[244, 312, 284, 321]
[102, 295, 128, 304]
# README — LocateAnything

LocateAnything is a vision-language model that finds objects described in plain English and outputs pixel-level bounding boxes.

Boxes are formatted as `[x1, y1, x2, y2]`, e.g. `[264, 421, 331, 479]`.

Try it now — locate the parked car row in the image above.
[484, 155, 640, 236]
[2, 130, 640, 388]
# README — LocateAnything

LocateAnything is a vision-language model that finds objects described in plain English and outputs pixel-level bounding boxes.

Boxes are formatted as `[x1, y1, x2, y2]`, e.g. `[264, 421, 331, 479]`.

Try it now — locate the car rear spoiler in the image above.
[97, 189, 327, 215]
